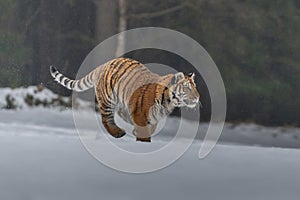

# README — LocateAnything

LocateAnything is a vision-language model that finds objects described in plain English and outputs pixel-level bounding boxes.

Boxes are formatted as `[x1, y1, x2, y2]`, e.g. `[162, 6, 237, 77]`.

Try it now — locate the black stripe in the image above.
[106, 117, 114, 123]
[99, 89, 110, 105]
[76, 81, 83, 91]
[152, 83, 160, 119]
[99, 102, 109, 111]
[102, 108, 113, 113]
[101, 107, 113, 116]
[59, 75, 65, 83]
[88, 72, 93, 84]
[50, 66, 57, 74]
[104, 58, 125, 94]
[111, 58, 128, 75]
[116, 62, 139, 84]
[110, 58, 126, 76]
[116, 63, 140, 101]
[102, 96, 110, 106]
[131, 96, 139, 116]
[172, 91, 180, 102]
[102, 60, 118, 92]
[126, 70, 151, 102]
[153, 82, 159, 104]
[101, 113, 112, 118]
[110, 59, 130, 96]
[82, 77, 89, 88]
[53, 71, 59, 77]
[110, 58, 121, 67]
[140, 84, 151, 111]
[70, 81, 75, 89]
[122, 68, 148, 101]
[113, 60, 138, 85]
[63, 78, 69, 86]
[103, 85, 115, 105]
[161, 86, 168, 105]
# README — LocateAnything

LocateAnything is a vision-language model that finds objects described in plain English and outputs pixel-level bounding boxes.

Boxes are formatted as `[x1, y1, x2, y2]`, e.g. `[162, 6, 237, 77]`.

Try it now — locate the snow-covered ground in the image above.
[1, 108, 299, 148]
[1, 86, 300, 199]
[0, 86, 92, 110]
[0, 108, 300, 200]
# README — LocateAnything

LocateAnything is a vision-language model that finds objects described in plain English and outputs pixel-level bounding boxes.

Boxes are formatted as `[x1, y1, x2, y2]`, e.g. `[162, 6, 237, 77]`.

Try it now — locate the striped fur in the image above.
[50, 66, 95, 92]
[50, 58, 200, 142]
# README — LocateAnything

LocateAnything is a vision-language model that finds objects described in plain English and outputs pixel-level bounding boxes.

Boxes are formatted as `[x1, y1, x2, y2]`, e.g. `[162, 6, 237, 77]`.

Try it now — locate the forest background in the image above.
[0, 0, 299, 126]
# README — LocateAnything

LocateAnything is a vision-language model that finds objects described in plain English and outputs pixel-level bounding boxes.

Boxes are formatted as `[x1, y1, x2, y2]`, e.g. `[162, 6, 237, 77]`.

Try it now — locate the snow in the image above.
[0, 108, 300, 200]
[0, 86, 300, 199]
[1, 135, 300, 200]
[1, 86, 299, 148]
[220, 123, 300, 148]
[1, 108, 299, 148]
[0, 86, 91, 110]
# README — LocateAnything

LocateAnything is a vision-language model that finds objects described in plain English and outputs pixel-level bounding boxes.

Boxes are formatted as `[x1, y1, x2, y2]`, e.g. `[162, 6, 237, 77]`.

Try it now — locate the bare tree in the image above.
[89, 0, 127, 58]
[127, 0, 202, 20]
[92, 0, 118, 43]
[115, 0, 127, 57]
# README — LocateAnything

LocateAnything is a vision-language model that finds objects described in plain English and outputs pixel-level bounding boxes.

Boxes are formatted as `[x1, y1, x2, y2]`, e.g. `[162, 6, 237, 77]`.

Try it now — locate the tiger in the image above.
[50, 57, 201, 142]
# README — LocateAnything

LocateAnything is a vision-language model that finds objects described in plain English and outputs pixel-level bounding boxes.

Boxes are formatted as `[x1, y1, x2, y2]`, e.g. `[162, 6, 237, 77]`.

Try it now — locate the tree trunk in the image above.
[115, 0, 127, 57]
[94, 0, 118, 43]
[37, 0, 51, 85]
[90, 0, 118, 67]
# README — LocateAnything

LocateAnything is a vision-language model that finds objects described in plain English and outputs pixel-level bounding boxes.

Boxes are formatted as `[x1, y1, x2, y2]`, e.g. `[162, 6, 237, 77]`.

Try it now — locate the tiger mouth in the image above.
[187, 103, 197, 108]
[184, 99, 201, 109]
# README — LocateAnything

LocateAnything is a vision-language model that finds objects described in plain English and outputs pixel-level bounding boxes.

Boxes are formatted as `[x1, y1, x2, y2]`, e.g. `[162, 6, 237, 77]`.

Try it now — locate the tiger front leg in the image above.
[134, 124, 157, 142]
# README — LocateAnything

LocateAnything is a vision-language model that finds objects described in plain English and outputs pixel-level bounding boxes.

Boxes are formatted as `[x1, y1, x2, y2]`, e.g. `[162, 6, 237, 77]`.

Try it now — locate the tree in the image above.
[115, 0, 127, 57]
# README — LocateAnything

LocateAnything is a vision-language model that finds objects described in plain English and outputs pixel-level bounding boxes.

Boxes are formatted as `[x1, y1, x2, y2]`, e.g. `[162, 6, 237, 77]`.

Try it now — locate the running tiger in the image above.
[50, 58, 201, 142]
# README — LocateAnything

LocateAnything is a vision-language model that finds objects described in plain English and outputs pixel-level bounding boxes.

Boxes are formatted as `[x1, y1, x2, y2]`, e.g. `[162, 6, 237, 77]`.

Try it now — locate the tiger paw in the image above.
[116, 130, 126, 138]
[109, 128, 126, 138]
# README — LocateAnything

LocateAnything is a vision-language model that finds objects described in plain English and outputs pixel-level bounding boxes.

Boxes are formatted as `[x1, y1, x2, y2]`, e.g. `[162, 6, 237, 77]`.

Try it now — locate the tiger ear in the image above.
[188, 72, 195, 80]
[172, 72, 185, 84]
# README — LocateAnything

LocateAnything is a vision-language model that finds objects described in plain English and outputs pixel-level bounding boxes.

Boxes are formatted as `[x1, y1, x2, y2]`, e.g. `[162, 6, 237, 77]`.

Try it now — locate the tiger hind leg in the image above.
[96, 88, 126, 138]
[100, 109, 126, 138]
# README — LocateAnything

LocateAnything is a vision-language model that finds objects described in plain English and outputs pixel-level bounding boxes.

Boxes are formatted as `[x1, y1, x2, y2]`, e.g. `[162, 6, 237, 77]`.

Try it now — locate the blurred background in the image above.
[1, 2, 300, 199]
[0, 0, 299, 126]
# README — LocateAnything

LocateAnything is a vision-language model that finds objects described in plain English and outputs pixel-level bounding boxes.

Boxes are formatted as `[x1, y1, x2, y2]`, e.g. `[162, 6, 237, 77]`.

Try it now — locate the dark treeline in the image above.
[0, 0, 299, 126]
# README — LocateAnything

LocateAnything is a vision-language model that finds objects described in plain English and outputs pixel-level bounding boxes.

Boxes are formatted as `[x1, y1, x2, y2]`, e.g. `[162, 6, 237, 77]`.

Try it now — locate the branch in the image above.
[128, 2, 189, 19]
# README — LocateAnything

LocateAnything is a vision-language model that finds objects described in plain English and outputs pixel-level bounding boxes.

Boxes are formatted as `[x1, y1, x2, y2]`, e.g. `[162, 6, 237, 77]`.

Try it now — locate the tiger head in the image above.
[169, 72, 201, 108]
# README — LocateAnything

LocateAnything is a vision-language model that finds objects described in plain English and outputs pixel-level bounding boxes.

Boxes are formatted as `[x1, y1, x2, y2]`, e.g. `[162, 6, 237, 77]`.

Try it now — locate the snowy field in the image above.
[0, 87, 300, 199]
[0, 108, 300, 200]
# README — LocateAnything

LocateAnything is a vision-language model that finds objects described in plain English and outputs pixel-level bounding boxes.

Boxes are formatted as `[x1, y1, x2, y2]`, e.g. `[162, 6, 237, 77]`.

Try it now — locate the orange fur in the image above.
[50, 57, 200, 142]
